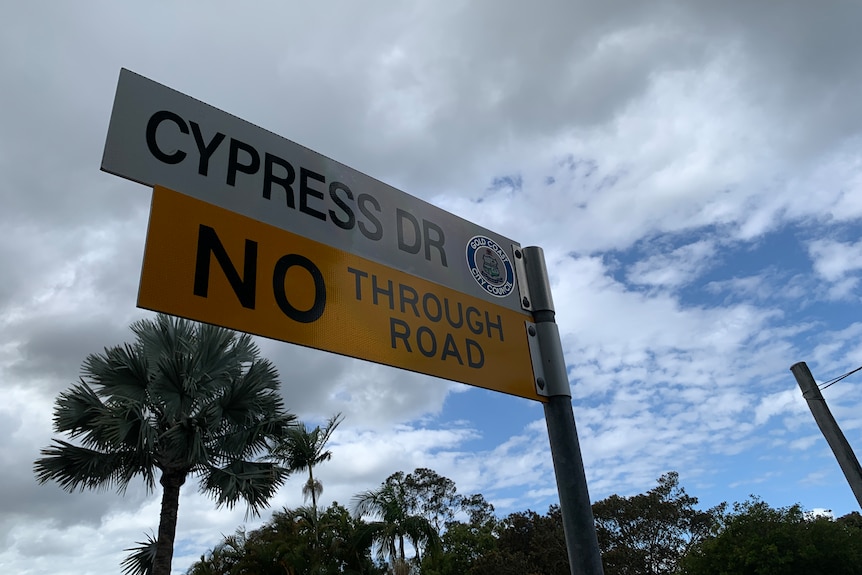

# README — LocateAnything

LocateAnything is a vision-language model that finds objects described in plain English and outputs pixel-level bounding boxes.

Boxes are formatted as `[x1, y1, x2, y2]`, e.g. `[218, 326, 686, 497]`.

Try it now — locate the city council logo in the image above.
[466, 236, 515, 298]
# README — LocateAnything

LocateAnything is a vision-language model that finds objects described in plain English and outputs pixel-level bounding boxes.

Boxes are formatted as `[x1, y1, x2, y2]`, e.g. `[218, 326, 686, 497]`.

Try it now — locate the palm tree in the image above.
[270, 413, 344, 512]
[33, 314, 295, 575]
[352, 481, 440, 571]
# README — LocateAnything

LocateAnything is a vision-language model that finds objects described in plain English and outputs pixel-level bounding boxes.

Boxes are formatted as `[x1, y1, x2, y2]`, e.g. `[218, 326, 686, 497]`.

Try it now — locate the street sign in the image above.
[139, 185, 542, 401]
[103, 69, 526, 314]
[104, 70, 602, 567]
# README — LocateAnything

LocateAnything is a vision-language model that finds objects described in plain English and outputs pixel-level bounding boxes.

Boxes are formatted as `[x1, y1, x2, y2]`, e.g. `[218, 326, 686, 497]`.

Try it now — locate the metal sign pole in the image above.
[523, 247, 604, 575]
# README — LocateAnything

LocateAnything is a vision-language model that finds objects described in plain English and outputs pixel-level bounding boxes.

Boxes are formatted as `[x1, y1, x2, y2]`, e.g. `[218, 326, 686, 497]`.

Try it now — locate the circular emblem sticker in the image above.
[466, 236, 515, 298]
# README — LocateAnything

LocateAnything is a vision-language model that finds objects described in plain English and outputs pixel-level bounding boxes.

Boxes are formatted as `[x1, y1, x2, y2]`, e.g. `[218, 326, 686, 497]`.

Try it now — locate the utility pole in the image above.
[524, 247, 604, 575]
[791, 361, 862, 510]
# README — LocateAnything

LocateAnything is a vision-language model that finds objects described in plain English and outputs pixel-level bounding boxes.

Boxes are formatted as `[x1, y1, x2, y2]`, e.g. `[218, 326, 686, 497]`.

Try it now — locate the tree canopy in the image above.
[187, 502, 383, 575]
[184, 466, 862, 575]
[680, 498, 862, 575]
[592, 471, 724, 575]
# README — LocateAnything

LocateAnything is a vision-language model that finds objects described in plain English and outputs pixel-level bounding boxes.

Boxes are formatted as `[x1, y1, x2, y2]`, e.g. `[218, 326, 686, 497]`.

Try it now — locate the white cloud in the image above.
[754, 389, 806, 426]
[627, 240, 717, 288]
[808, 238, 862, 282]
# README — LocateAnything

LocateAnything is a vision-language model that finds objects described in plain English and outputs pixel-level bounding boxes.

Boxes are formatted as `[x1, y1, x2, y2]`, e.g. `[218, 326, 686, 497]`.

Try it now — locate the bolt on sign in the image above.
[139, 186, 540, 400]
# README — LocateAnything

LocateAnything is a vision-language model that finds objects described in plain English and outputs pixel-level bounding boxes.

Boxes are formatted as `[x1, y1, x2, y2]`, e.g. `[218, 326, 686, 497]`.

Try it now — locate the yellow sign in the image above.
[139, 186, 543, 401]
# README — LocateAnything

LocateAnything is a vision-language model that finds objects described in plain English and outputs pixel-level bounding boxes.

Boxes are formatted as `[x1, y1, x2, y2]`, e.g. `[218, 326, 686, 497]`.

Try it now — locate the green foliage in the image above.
[121, 532, 157, 575]
[421, 493, 496, 575]
[352, 476, 442, 567]
[34, 314, 295, 575]
[679, 498, 862, 575]
[471, 505, 570, 575]
[186, 466, 862, 575]
[402, 467, 462, 533]
[592, 471, 724, 575]
[837, 511, 862, 530]
[423, 520, 495, 575]
[186, 502, 384, 575]
[460, 493, 496, 527]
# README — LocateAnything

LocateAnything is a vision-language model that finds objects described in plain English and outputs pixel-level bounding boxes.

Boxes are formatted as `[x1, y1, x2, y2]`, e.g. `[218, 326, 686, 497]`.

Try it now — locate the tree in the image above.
[34, 314, 295, 575]
[460, 493, 496, 527]
[838, 510, 862, 530]
[369, 468, 463, 542]
[421, 494, 497, 575]
[186, 502, 383, 575]
[679, 498, 862, 575]
[402, 467, 462, 534]
[352, 477, 441, 571]
[470, 505, 570, 575]
[270, 413, 344, 513]
[592, 471, 723, 575]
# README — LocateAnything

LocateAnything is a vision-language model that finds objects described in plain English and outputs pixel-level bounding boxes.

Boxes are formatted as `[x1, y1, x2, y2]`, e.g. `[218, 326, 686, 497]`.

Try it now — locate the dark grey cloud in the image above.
[8, 313, 133, 383]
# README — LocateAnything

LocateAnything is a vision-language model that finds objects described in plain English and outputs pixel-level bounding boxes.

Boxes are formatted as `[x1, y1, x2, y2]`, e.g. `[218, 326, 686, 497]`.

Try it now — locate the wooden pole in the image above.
[791, 361, 862, 510]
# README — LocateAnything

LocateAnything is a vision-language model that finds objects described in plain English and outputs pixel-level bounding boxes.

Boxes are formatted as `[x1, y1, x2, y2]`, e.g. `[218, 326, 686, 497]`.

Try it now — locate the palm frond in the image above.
[217, 360, 282, 426]
[121, 532, 157, 575]
[268, 425, 314, 470]
[83, 343, 150, 403]
[131, 314, 184, 368]
[316, 413, 344, 450]
[269, 413, 342, 471]
[201, 460, 288, 518]
[34, 440, 148, 493]
[193, 322, 253, 382]
[159, 417, 209, 470]
[214, 414, 294, 464]
[352, 521, 390, 563]
[53, 382, 108, 436]
[351, 486, 399, 520]
[302, 477, 323, 503]
[81, 401, 157, 456]
[402, 515, 441, 556]
[151, 349, 196, 422]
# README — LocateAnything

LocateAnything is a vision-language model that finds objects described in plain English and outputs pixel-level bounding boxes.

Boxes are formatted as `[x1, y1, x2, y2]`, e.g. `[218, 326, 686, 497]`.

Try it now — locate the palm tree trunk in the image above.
[153, 470, 186, 575]
[308, 465, 319, 545]
[308, 465, 317, 511]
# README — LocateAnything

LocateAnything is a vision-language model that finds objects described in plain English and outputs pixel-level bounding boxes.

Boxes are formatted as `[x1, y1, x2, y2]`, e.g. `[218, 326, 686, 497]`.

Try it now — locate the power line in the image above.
[819, 364, 862, 391]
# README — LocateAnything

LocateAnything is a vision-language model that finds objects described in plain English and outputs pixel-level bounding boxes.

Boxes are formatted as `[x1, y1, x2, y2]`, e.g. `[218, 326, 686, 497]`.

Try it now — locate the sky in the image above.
[2, 1, 862, 573]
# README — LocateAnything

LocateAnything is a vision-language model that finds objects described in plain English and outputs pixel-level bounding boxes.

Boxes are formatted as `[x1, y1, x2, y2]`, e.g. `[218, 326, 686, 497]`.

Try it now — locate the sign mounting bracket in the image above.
[513, 244, 532, 313]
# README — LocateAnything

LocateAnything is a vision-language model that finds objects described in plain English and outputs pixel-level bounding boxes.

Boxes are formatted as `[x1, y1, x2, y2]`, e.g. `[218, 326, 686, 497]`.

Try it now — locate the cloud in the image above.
[807, 238, 862, 294]
[627, 240, 717, 289]
[4, 1, 862, 573]
[754, 389, 806, 426]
